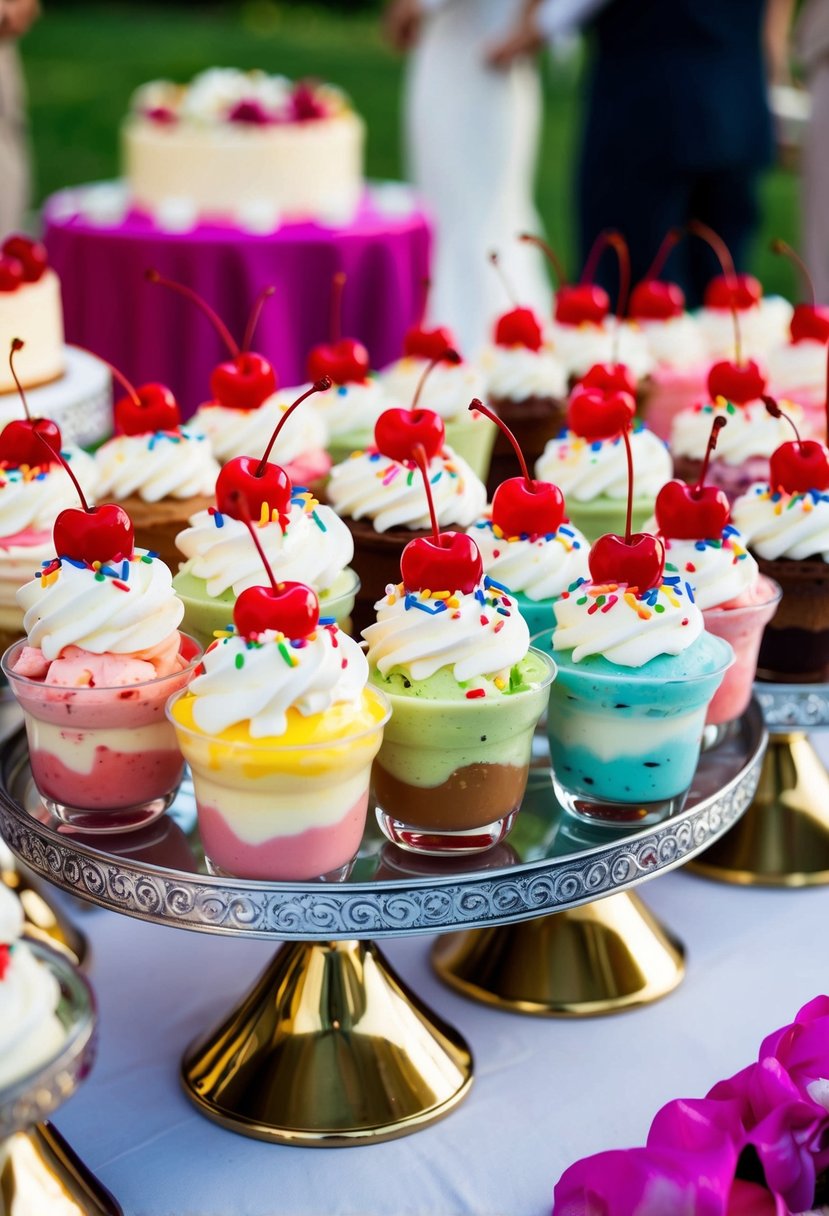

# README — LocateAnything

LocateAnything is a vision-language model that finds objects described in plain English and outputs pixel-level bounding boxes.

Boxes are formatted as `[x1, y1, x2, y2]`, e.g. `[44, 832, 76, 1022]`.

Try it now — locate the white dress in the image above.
[405, 0, 551, 355]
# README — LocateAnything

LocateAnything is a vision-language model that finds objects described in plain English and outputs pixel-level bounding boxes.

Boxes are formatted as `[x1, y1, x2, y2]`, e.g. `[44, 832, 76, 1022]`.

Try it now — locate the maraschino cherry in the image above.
[520, 231, 610, 326]
[0, 339, 62, 467]
[215, 377, 332, 522]
[307, 271, 370, 385]
[588, 423, 666, 590]
[400, 444, 483, 594]
[469, 399, 564, 537]
[655, 416, 730, 539]
[81, 352, 179, 436]
[0, 257, 23, 294]
[147, 270, 277, 410]
[488, 252, 543, 350]
[1, 235, 48, 284]
[764, 397, 829, 494]
[691, 223, 766, 405]
[693, 222, 762, 312]
[228, 493, 320, 640]
[628, 229, 685, 321]
[373, 352, 453, 462]
[402, 277, 457, 361]
[566, 380, 636, 443]
[771, 240, 829, 345]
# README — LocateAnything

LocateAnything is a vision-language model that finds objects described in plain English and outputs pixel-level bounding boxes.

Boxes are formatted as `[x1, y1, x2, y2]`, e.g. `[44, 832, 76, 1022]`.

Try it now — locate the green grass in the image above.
[19, 1, 801, 297]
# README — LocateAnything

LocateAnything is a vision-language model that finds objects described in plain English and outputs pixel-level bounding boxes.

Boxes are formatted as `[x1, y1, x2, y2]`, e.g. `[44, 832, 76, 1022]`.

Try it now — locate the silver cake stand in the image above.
[0, 701, 765, 1147]
[692, 682, 829, 886]
[0, 942, 121, 1215]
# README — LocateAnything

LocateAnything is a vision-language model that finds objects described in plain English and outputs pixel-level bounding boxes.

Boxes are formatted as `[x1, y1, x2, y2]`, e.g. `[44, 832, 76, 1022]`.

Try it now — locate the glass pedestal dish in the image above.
[0, 942, 120, 1215]
[691, 682, 829, 886]
[0, 700, 765, 1146]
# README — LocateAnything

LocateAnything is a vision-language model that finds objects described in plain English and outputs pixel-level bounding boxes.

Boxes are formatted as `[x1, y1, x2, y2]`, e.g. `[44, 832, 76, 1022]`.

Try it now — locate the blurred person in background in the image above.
[384, 0, 551, 354]
[490, 0, 784, 307]
[0, 0, 38, 233]
[795, 0, 829, 302]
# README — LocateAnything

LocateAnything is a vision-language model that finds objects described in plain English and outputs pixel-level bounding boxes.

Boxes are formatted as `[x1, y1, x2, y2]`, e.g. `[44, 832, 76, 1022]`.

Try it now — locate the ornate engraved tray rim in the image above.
[0, 703, 766, 941]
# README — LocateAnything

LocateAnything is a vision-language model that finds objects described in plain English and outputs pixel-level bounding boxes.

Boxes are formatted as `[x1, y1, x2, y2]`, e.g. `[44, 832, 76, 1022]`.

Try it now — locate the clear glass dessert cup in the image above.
[2, 634, 202, 834]
[370, 649, 556, 856]
[701, 576, 782, 730]
[167, 687, 390, 881]
[532, 628, 733, 829]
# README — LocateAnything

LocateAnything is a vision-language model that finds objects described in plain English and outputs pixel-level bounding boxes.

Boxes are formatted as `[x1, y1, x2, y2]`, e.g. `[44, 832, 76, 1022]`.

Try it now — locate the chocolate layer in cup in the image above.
[486, 394, 567, 498]
[372, 760, 530, 832]
[754, 553, 829, 681]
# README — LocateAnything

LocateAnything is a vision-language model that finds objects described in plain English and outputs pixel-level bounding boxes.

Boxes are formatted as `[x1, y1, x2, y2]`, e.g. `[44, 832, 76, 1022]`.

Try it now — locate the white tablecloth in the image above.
[49, 870, 829, 1216]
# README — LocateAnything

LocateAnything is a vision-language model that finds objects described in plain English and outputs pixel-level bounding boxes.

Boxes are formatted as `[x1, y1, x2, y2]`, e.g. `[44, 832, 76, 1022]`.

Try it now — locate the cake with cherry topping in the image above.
[124, 69, 364, 227]
[0, 235, 64, 395]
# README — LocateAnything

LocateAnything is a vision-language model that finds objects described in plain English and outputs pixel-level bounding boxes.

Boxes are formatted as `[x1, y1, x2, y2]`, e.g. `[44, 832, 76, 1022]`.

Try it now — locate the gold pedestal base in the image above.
[181, 939, 473, 1145]
[691, 733, 829, 887]
[431, 891, 685, 1017]
[1, 861, 87, 968]
[0, 1124, 121, 1216]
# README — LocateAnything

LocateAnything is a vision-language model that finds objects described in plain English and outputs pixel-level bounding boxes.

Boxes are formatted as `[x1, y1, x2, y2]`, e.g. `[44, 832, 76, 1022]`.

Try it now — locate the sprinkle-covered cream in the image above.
[190, 395, 327, 464]
[382, 357, 486, 419]
[468, 518, 590, 601]
[363, 576, 530, 687]
[552, 577, 703, 667]
[670, 398, 803, 463]
[535, 424, 671, 502]
[732, 483, 829, 562]
[94, 428, 219, 502]
[658, 526, 759, 610]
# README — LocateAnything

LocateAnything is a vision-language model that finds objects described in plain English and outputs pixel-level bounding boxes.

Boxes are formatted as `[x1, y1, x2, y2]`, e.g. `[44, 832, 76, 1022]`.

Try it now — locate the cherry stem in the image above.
[644, 228, 683, 282]
[256, 377, 332, 476]
[694, 416, 727, 496]
[411, 443, 441, 547]
[518, 233, 567, 287]
[146, 269, 240, 358]
[488, 251, 517, 306]
[771, 238, 816, 308]
[410, 348, 460, 413]
[620, 425, 635, 545]
[241, 286, 276, 354]
[36, 428, 90, 510]
[763, 395, 803, 448]
[8, 339, 31, 422]
[605, 232, 630, 364]
[468, 398, 534, 492]
[688, 220, 737, 280]
[330, 271, 346, 345]
[580, 229, 617, 286]
[229, 493, 279, 592]
[70, 345, 142, 406]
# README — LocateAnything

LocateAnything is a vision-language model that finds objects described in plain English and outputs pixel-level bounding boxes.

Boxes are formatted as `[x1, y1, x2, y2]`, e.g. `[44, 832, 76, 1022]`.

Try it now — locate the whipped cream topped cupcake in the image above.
[0, 884, 65, 1089]
[670, 398, 804, 499]
[552, 576, 705, 664]
[327, 445, 486, 533]
[732, 483, 829, 562]
[536, 423, 670, 503]
[190, 391, 329, 484]
[176, 488, 353, 598]
[95, 427, 218, 503]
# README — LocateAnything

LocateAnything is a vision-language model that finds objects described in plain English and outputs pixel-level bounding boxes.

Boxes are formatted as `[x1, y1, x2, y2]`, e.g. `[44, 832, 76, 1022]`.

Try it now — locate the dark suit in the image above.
[577, 0, 773, 306]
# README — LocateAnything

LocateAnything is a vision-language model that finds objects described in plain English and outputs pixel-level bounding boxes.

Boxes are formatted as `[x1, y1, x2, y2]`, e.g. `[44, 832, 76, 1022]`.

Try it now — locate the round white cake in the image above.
[122, 69, 365, 227]
[0, 235, 64, 395]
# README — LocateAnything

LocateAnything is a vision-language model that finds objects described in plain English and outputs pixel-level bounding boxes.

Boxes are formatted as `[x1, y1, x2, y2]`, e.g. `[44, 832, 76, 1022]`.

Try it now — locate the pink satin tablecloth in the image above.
[43, 182, 432, 419]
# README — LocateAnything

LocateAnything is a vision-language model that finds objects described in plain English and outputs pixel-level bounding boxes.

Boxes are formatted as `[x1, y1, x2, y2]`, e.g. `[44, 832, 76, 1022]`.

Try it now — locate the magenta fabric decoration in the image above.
[553, 997, 829, 1215]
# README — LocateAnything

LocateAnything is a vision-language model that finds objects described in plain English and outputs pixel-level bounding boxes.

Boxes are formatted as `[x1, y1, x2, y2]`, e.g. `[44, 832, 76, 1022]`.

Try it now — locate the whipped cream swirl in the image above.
[304, 379, 387, 439]
[94, 428, 219, 502]
[382, 357, 486, 418]
[0, 885, 66, 1089]
[639, 314, 707, 372]
[176, 492, 353, 597]
[670, 398, 802, 463]
[364, 577, 530, 682]
[658, 526, 759, 610]
[535, 425, 671, 502]
[766, 340, 828, 405]
[0, 449, 98, 538]
[478, 345, 567, 402]
[189, 623, 369, 737]
[546, 319, 654, 381]
[190, 396, 327, 464]
[697, 297, 793, 361]
[553, 578, 703, 667]
[327, 446, 486, 532]
[732, 483, 829, 562]
[17, 550, 185, 660]
[468, 518, 590, 601]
